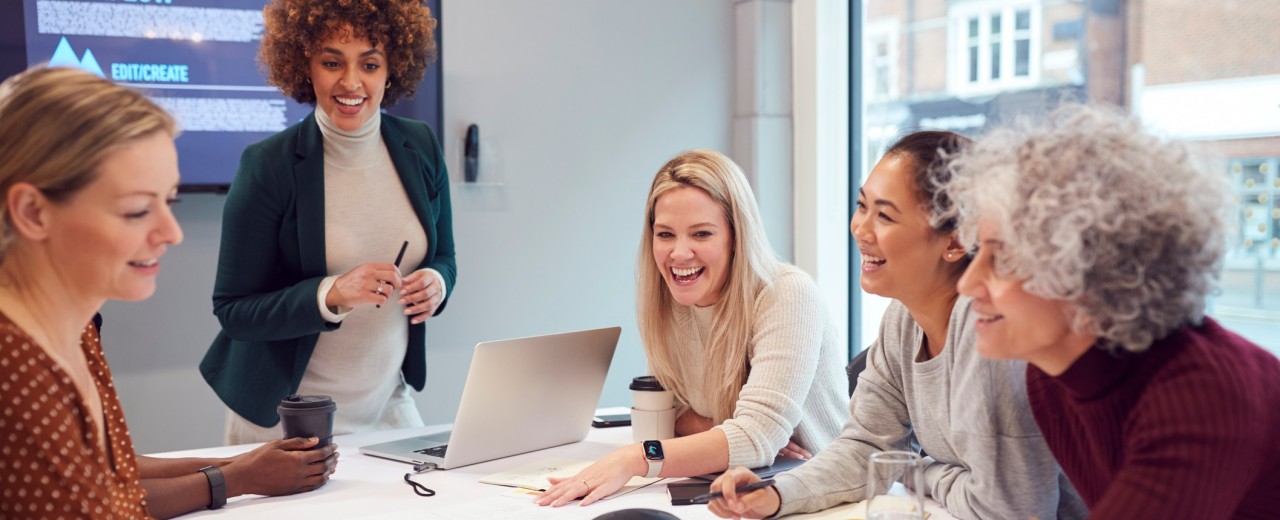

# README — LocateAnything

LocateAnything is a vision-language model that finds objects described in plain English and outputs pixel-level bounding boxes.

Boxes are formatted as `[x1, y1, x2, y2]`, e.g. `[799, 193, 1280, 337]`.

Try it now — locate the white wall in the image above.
[101, 0, 734, 453]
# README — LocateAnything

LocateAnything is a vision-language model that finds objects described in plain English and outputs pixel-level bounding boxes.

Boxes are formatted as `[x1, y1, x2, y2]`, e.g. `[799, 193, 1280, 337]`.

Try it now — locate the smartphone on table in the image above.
[591, 413, 631, 428]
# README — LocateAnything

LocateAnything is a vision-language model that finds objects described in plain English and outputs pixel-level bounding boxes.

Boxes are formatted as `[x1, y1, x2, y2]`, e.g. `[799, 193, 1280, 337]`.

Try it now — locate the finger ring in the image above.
[581, 480, 591, 493]
[376, 281, 385, 295]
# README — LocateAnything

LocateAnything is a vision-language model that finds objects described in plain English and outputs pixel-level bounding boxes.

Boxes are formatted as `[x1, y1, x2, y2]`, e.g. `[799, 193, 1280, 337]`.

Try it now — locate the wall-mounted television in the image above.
[1, 0, 442, 193]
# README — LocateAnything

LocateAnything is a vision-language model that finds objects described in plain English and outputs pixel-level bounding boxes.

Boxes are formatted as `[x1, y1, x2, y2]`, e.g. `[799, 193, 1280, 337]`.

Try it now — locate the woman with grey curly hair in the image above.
[949, 104, 1280, 518]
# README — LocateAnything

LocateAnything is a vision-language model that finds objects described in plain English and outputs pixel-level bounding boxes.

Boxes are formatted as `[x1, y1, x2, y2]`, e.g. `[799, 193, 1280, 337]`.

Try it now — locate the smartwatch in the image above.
[642, 440, 665, 478]
[198, 465, 226, 510]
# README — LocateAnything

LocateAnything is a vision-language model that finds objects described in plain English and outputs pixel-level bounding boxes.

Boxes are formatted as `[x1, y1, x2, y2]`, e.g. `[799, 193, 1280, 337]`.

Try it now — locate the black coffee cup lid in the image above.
[630, 376, 665, 391]
[280, 395, 334, 409]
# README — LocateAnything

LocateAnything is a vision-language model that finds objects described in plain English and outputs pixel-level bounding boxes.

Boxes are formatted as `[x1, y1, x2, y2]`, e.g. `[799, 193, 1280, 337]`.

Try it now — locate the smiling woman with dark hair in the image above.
[201, 0, 457, 444]
[707, 131, 1084, 520]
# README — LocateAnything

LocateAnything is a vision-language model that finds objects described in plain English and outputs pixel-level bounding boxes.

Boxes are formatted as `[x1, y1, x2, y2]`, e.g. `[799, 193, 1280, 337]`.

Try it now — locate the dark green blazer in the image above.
[200, 113, 456, 427]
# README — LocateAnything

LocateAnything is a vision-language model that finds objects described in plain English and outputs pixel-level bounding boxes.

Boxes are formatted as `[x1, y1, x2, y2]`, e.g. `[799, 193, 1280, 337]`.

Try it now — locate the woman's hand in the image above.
[222, 437, 339, 497]
[326, 262, 402, 310]
[398, 269, 445, 324]
[675, 409, 715, 437]
[777, 434, 811, 460]
[535, 445, 645, 507]
[707, 466, 780, 519]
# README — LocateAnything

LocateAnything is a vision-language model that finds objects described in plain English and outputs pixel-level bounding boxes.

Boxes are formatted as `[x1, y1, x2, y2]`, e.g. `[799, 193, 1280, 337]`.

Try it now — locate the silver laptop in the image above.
[359, 326, 621, 469]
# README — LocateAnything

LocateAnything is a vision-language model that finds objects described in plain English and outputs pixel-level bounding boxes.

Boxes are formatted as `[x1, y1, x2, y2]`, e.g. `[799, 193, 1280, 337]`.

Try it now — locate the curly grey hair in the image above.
[941, 104, 1232, 353]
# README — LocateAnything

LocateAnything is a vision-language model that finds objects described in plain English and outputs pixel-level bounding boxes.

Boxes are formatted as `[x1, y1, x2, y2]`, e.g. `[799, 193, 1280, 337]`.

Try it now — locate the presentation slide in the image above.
[23, 0, 310, 189]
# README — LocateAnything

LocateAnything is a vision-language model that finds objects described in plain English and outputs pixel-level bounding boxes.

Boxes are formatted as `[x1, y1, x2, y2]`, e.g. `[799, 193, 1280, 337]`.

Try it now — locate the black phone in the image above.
[591, 413, 631, 428]
[666, 481, 711, 506]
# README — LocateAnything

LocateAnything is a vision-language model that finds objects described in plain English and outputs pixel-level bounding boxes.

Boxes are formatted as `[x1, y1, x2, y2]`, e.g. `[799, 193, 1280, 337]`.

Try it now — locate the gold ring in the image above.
[581, 479, 591, 493]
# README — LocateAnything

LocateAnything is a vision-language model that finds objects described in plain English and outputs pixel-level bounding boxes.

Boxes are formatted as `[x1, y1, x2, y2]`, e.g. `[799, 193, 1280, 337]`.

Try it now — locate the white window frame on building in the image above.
[948, 0, 1041, 96]
[864, 19, 899, 102]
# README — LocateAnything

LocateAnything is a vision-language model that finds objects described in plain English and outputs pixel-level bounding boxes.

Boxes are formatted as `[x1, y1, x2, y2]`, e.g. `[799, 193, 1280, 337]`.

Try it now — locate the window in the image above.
[1222, 158, 1280, 339]
[966, 18, 979, 83]
[949, 3, 1038, 95]
[1014, 9, 1031, 77]
[854, 0, 1280, 357]
[873, 38, 893, 98]
[865, 21, 899, 102]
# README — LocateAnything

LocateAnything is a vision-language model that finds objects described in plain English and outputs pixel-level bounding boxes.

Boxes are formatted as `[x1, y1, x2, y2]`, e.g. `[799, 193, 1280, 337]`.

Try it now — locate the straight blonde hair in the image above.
[636, 149, 780, 424]
[0, 67, 177, 261]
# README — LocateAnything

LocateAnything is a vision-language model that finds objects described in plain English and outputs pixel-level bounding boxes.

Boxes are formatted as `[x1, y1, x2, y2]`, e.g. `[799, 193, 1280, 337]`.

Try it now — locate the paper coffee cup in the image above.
[631, 406, 676, 443]
[630, 376, 674, 411]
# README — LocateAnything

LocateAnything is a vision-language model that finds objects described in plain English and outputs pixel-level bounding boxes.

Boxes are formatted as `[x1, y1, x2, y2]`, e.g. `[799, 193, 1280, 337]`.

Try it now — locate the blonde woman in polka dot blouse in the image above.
[0, 68, 339, 519]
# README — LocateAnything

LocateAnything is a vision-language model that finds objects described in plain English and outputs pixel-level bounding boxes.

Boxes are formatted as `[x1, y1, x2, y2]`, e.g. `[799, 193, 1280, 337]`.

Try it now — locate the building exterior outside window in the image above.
[856, 0, 1280, 355]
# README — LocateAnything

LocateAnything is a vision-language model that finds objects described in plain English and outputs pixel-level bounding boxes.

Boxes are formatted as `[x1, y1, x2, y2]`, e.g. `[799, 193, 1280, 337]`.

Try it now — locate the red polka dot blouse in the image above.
[0, 312, 150, 519]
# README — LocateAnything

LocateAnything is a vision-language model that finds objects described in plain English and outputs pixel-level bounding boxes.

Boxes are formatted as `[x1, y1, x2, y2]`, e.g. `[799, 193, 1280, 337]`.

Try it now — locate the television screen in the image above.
[1, 0, 442, 192]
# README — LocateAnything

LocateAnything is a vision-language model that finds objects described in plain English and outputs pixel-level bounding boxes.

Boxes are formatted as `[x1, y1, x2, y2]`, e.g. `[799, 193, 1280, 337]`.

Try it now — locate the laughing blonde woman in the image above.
[537, 150, 846, 507]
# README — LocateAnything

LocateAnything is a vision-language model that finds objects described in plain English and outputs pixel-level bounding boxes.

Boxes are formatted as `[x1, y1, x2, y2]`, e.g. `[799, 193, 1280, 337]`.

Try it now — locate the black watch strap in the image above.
[198, 465, 227, 510]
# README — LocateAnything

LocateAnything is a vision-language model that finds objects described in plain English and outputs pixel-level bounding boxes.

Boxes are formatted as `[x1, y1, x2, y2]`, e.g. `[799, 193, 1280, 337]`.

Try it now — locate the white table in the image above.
[152, 419, 955, 520]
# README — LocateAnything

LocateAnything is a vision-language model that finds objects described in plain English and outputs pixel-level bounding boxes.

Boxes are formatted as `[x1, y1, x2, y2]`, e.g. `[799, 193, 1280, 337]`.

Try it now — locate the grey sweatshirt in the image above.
[772, 297, 1087, 520]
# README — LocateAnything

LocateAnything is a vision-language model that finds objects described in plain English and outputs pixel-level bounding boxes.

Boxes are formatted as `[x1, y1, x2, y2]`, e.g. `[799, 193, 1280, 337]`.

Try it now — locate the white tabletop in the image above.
[151, 415, 954, 520]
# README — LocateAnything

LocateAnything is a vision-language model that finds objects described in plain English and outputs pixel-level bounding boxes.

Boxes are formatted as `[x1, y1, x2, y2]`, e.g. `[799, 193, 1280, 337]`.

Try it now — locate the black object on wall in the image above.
[463, 123, 479, 182]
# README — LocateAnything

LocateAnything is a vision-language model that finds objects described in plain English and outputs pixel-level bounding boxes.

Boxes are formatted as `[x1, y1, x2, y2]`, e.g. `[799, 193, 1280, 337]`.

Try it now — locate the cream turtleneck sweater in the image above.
[225, 109, 431, 443]
[669, 265, 847, 468]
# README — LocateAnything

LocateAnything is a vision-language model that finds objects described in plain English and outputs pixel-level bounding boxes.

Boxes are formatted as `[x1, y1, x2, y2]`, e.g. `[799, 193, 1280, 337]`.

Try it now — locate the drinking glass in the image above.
[865, 450, 926, 520]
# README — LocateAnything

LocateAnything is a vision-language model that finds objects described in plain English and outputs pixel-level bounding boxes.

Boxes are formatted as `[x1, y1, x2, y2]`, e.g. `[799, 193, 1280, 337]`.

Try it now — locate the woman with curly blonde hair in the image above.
[950, 104, 1280, 518]
[202, 0, 456, 443]
[536, 150, 846, 507]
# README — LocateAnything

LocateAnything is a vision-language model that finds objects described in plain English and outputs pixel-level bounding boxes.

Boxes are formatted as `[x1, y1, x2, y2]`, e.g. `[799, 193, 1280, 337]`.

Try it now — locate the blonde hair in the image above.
[636, 149, 780, 424]
[0, 67, 177, 261]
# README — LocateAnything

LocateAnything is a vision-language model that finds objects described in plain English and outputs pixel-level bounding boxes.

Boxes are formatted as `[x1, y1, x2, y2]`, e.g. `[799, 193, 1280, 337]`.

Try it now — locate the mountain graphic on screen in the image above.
[48, 36, 105, 78]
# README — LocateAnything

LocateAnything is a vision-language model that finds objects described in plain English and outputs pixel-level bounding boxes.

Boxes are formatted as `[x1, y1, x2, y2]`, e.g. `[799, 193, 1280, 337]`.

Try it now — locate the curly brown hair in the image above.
[259, 0, 437, 106]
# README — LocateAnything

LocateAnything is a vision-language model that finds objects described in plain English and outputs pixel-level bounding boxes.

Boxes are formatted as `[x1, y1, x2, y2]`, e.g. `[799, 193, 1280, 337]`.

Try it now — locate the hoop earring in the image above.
[385, 79, 392, 88]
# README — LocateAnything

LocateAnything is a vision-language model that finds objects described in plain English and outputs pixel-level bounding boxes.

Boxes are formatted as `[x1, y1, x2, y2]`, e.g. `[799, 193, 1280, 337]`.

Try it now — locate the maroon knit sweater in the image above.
[1026, 318, 1280, 519]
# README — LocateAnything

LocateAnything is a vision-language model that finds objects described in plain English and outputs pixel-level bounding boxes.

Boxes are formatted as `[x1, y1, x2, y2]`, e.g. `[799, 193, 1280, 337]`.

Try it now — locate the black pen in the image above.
[393, 240, 409, 268]
[377, 240, 410, 308]
[689, 478, 775, 505]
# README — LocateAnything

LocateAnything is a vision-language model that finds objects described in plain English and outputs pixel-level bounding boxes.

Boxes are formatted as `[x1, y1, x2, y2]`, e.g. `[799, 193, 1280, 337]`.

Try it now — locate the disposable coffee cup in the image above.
[278, 395, 336, 448]
[630, 376, 676, 442]
[630, 376, 674, 411]
[631, 406, 676, 442]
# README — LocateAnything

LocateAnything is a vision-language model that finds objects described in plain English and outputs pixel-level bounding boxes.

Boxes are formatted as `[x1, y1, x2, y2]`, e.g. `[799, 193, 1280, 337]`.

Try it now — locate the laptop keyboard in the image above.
[414, 444, 448, 458]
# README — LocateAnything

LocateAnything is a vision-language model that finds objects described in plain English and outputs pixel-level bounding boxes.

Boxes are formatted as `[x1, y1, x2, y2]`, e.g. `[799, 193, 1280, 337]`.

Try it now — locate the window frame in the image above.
[864, 19, 899, 103]
[948, 0, 1041, 96]
[848, 0, 863, 359]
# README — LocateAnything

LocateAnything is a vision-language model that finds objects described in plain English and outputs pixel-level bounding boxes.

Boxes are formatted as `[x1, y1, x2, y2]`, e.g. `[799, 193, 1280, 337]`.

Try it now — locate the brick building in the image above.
[860, 0, 1280, 339]
[1128, 0, 1280, 291]
[861, 0, 1123, 169]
